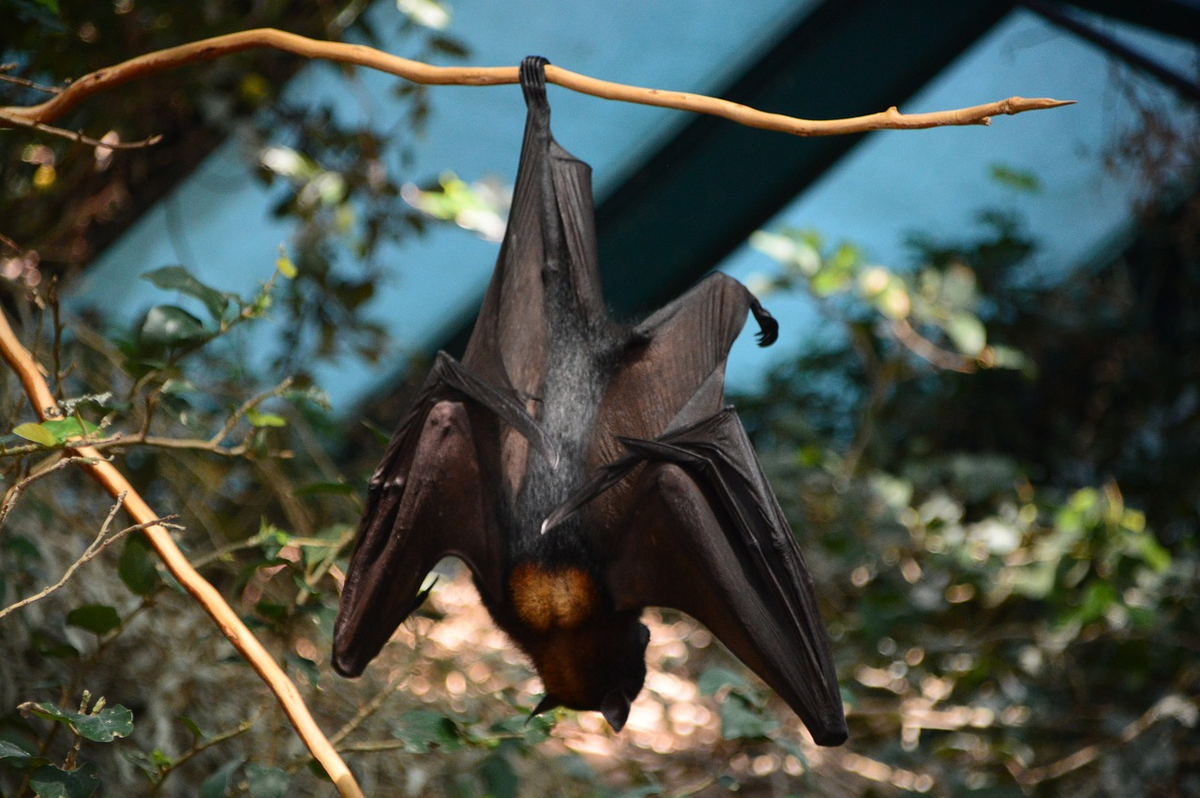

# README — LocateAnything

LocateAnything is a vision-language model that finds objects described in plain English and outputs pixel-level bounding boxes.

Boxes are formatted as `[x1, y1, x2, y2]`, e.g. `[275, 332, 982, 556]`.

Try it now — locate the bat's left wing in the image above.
[546, 274, 846, 745]
[553, 409, 847, 745]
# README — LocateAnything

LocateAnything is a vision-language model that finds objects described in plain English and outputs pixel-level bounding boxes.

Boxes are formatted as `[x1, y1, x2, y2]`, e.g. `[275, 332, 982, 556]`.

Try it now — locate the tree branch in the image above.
[0, 28, 1073, 139]
[0, 111, 162, 149]
[0, 494, 178, 622]
[0, 308, 365, 798]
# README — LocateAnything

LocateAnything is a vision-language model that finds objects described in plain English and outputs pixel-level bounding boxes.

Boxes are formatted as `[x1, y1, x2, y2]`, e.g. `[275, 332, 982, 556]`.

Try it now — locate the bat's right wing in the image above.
[611, 410, 846, 745]
[332, 353, 553, 677]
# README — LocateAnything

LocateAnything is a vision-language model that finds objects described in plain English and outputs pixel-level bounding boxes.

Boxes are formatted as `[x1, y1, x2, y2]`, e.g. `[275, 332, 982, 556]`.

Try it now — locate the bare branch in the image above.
[0, 453, 107, 531]
[0, 492, 180, 622]
[0, 110, 162, 149]
[890, 318, 979, 374]
[0, 64, 63, 95]
[0, 28, 1073, 140]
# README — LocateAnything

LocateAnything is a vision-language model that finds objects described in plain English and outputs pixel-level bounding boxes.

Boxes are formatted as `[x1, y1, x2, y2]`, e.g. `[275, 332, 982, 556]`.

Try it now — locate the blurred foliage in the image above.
[734, 170, 1200, 794]
[2, 3, 1199, 796]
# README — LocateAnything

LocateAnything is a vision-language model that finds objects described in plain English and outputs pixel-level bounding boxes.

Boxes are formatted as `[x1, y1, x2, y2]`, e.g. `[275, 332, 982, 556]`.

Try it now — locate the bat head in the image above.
[526, 618, 650, 732]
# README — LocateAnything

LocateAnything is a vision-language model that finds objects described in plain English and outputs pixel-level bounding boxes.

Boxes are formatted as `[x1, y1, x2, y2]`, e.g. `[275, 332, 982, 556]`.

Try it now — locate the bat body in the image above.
[333, 58, 847, 745]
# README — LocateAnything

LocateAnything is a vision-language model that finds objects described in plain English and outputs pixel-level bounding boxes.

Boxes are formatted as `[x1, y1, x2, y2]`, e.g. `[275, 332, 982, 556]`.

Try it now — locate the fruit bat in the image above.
[332, 57, 847, 746]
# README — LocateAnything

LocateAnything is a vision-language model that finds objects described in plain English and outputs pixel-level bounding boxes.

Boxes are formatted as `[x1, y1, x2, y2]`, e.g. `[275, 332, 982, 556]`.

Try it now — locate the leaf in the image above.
[718, 693, 779, 741]
[142, 266, 229, 321]
[12, 422, 56, 446]
[29, 762, 99, 798]
[430, 34, 469, 57]
[246, 763, 290, 798]
[286, 653, 320, 688]
[391, 710, 463, 753]
[945, 312, 987, 356]
[245, 408, 287, 428]
[275, 253, 297, 279]
[118, 533, 161, 596]
[0, 740, 48, 769]
[696, 666, 751, 696]
[199, 757, 244, 798]
[479, 752, 519, 798]
[989, 163, 1041, 193]
[139, 305, 207, 348]
[75, 705, 134, 743]
[66, 604, 121, 636]
[26, 702, 133, 743]
[40, 418, 101, 443]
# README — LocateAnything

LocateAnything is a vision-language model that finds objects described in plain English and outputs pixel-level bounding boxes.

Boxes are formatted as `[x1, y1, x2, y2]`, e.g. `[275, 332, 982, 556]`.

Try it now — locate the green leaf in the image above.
[391, 710, 463, 753]
[40, 418, 101, 443]
[29, 762, 99, 798]
[945, 312, 987, 356]
[989, 163, 1041, 193]
[66, 604, 121, 635]
[139, 305, 207, 348]
[27, 702, 133, 743]
[718, 693, 779, 741]
[275, 253, 297, 279]
[118, 533, 161, 596]
[246, 763, 290, 798]
[0, 740, 48, 769]
[199, 757, 244, 798]
[142, 266, 230, 321]
[12, 422, 56, 446]
[245, 408, 287, 428]
[35, 0, 61, 14]
[286, 653, 320, 688]
[1077, 580, 1118, 625]
[696, 666, 751, 696]
[479, 752, 519, 798]
[76, 705, 134, 743]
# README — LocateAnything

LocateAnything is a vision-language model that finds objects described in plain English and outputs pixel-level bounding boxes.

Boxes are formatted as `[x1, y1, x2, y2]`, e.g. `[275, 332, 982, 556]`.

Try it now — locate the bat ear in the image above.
[529, 693, 562, 721]
[600, 689, 632, 732]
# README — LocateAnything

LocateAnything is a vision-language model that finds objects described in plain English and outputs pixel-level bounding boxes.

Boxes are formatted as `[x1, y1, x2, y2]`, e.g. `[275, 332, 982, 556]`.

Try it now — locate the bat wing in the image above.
[599, 410, 847, 745]
[332, 353, 553, 677]
[547, 274, 844, 744]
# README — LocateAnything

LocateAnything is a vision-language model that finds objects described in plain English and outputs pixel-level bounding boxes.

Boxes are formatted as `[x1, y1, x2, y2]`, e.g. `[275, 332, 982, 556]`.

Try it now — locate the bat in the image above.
[332, 56, 847, 746]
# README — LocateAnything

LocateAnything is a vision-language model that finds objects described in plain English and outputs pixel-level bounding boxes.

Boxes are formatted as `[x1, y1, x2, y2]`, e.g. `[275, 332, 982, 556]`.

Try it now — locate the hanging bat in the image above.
[332, 57, 847, 746]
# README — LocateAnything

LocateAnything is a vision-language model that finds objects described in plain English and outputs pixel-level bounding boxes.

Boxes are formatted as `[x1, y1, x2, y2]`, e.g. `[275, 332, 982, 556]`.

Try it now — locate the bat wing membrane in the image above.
[604, 410, 847, 745]
[332, 353, 552, 677]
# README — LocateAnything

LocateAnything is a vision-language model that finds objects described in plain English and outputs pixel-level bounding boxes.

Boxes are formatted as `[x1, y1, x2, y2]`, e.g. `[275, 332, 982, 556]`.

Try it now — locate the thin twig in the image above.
[330, 670, 407, 747]
[0, 230, 20, 253]
[0, 495, 179, 622]
[0, 454, 105, 530]
[151, 711, 263, 794]
[0, 307, 365, 798]
[1006, 693, 1200, 789]
[211, 376, 295, 447]
[0, 28, 1073, 139]
[890, 318, 978, 373]
[0, 111, 162, 149]
[0, 66, 63, 95]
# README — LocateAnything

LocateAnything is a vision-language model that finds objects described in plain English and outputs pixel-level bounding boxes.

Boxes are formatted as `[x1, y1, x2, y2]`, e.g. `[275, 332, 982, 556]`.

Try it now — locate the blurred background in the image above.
[1, 1, 1197, 795]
